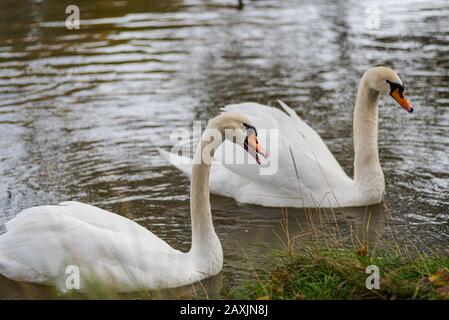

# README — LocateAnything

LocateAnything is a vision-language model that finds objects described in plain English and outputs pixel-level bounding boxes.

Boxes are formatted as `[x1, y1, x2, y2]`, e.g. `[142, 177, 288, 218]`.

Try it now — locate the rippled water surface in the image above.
[0, 0, 448, 299]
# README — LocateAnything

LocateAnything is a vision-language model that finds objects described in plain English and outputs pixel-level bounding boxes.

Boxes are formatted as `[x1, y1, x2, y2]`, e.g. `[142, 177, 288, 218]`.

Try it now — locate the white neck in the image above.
[188, 123, 223, 266]
[353, 77, 385, 191]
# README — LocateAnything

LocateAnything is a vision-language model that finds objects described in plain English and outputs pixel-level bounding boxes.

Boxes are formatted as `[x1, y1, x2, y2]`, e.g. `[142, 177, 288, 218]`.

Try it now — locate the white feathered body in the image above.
[162, 101, 383, 208]
[0, 201, 220, 291]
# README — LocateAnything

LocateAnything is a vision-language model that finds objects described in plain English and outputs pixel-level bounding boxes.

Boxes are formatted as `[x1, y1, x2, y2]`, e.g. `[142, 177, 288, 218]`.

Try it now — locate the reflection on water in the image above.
[0, 0, 448, 298]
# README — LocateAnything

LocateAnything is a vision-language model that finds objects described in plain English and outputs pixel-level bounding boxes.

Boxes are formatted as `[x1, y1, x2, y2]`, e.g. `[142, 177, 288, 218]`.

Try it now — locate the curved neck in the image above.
[353, 78, 384, 187]
[189, 126, 223, 257]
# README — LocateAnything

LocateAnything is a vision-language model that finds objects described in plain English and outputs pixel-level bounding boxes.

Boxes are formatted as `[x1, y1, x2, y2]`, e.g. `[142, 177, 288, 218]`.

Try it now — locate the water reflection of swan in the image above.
[165, 67, 413, 208]
[0, 113, 267, 292]
[336, 204, 387, 249]
[209, 198, 387, 257]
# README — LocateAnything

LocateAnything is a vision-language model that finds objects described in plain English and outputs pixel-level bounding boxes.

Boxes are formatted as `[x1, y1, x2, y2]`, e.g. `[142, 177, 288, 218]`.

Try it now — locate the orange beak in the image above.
[390, 88, 414, 113]
[244, 132, 269, 164]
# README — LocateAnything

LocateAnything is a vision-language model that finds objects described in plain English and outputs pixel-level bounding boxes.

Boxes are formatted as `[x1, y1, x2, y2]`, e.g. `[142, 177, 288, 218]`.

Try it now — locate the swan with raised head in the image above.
[162, 67, 413, 208]
[0, 113, 267, 291]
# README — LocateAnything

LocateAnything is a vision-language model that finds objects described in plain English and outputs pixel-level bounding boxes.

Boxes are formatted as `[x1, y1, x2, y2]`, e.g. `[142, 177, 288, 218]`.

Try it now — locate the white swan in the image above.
[162, 67, 413, 208]
[0, 113, 267, 292]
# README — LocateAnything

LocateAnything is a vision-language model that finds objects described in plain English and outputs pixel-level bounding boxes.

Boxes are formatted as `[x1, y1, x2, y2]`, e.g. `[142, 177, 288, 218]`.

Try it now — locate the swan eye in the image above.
[386, 80, 405, 95]
[243, 123, 258, 136]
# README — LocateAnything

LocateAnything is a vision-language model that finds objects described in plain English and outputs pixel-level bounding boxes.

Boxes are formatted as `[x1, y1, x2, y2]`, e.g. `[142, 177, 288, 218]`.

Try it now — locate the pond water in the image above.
[0, 0, 447, 299]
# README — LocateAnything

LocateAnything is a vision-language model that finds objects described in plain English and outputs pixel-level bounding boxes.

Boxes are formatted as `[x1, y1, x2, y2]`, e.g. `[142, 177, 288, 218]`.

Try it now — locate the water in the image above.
[0, 0, 448, 299]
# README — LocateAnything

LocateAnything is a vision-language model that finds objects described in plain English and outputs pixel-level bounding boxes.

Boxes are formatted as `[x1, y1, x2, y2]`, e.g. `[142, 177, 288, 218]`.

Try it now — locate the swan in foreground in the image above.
[162, 67, 413, 208]
[0, 113, 267, 291]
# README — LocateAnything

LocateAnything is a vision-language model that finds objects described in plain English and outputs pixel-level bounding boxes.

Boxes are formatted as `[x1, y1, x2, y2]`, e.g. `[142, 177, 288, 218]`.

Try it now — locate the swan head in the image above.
[207, 112, 269, 164]
[363, 66, 414, 113]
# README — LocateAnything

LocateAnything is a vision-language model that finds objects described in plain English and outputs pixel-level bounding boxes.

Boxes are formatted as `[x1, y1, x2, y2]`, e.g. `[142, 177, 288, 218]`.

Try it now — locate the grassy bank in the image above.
[231, 245, 449, 300]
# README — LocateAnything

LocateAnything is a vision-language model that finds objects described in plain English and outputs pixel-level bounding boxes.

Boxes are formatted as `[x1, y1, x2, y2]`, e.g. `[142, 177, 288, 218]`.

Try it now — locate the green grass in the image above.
[231, 245, 449, 300]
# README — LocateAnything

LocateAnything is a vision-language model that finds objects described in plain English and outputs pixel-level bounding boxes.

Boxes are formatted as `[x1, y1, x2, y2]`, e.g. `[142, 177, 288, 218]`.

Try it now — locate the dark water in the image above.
[0, 0, 448, 299]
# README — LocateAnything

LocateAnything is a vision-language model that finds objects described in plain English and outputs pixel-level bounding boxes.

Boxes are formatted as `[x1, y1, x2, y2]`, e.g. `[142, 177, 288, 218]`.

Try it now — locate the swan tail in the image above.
[277, 99, 300, 119]
[158, 148, 192, 177]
